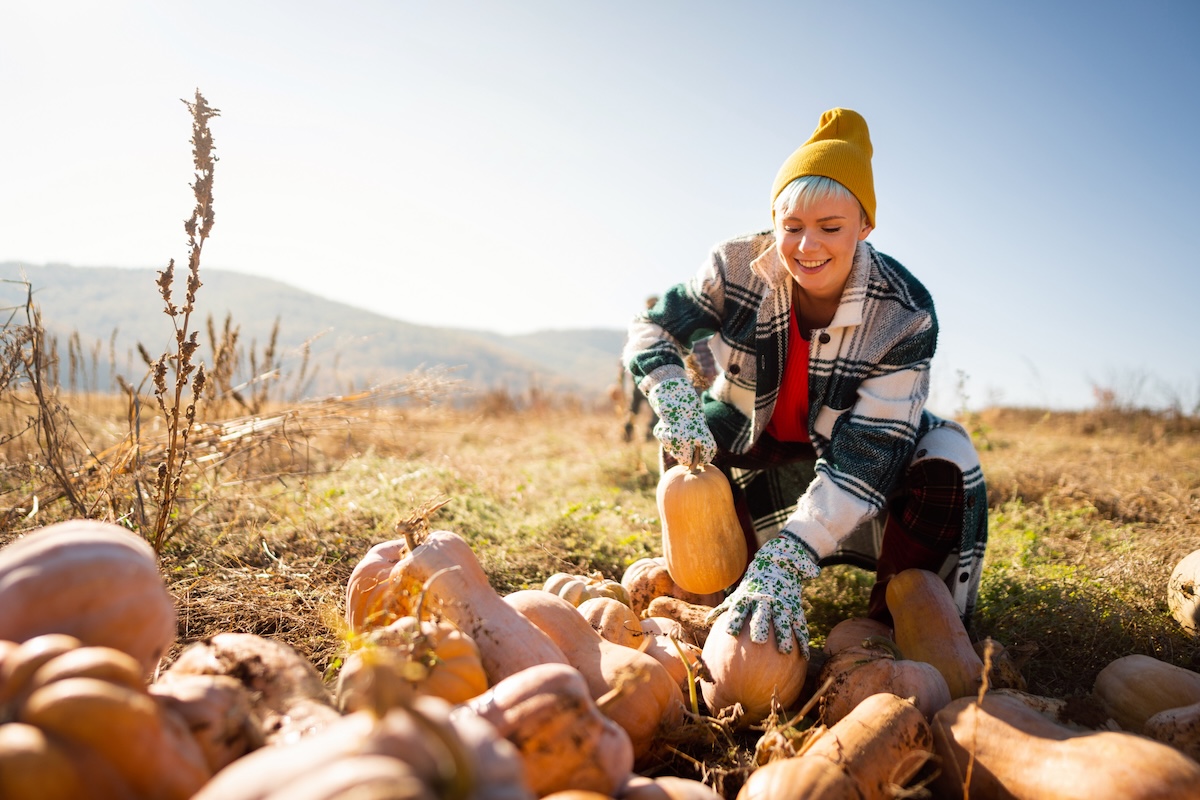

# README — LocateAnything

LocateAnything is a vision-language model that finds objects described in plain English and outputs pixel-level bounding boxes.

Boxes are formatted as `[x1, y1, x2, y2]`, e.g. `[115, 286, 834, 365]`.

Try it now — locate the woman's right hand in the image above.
[647, 376, 716, 466]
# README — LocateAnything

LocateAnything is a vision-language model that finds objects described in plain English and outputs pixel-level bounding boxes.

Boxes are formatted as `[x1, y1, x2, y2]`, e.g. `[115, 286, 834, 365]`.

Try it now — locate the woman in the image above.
[623, 108, 987, 657]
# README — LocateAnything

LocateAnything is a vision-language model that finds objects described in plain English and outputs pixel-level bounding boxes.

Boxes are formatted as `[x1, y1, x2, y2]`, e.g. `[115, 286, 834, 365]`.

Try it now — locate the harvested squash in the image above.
[886, 568, 983, 699]
[158, 631, 339, 745]
[149, 672, 263, 772]
[349, 530, 569, 686]
[503, 589, 684, 761]
[932, 691, 1200, 799]
[0, 519, 176, 679]
[619, 774, 723, 800]
[544, 572, 632, 608]
[1168, 549, 1200, 635]
[578, 596, 644, 648]
[699, 610, 806, 728]
[0, 635, 210, 800]
[464, 662, 633, 797]
[656, 463, 748, 595]
[806, 692, 932, 799]
[338, 615, 488, 711]
[818, 638, 951, 723]
[193, 694, 533, 800]
[621, 557, 724, 618]
[1092, 653, 1200, 733]
[645, 596, 715, 646]
[1145, 699, 1200, 762]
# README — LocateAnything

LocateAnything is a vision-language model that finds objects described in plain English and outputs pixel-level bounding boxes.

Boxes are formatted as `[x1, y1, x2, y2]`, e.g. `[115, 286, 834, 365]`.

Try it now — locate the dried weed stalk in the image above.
[147, 90, 218, 552]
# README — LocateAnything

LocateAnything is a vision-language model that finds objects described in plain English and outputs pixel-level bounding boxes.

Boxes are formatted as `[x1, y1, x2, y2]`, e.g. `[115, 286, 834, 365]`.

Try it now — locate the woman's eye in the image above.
[822, 227, 841, 234]
[784, 227, 801, 234]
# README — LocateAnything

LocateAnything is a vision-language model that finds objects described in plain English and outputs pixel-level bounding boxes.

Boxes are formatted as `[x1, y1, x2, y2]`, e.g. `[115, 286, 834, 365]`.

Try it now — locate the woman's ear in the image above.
[858, 222, 873, 241]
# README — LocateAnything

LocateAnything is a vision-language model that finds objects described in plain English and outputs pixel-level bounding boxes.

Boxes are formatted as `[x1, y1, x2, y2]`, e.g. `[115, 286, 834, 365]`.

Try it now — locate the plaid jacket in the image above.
[624, 231, 948, 560]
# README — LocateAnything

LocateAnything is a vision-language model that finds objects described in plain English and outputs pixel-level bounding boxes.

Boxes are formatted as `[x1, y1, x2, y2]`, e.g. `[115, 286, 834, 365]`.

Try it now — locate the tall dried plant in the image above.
[147, 90, 218, 552]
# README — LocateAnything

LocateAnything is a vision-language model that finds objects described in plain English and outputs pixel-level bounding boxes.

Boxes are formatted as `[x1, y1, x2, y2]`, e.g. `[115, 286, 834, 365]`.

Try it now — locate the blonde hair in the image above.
[772, 175, 866, 224]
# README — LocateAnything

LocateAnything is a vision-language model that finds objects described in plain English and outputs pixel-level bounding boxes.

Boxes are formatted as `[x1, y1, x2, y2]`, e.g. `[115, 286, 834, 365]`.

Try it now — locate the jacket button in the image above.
[818, 332, 831, 344]
[727, 364, 740, 375]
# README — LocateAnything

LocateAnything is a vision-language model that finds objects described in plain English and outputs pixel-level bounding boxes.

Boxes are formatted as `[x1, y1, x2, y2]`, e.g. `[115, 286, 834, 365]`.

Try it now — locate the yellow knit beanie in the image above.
[771, 107, 876, 228]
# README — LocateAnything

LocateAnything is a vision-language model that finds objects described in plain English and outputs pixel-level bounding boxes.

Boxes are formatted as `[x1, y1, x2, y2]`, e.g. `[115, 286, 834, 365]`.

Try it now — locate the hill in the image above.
[0, 262, 627, 401]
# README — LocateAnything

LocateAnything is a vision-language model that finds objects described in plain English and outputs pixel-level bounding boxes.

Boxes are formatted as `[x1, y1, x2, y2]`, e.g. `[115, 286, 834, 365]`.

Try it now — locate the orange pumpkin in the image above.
[656, 464, 748, 595]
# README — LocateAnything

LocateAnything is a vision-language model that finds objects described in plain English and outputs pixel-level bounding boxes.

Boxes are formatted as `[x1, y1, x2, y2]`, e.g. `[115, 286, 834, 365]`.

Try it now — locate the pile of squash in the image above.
[5, 518, 1200, 800]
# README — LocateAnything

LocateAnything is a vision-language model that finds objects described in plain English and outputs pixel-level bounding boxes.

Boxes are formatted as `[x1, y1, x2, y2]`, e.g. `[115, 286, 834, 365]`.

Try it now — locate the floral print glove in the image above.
[647, 376, 717, 467]
[705, 531, 821, 656]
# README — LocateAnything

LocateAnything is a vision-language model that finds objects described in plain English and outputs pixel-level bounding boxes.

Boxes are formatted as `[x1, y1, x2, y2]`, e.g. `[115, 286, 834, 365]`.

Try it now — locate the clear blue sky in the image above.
[2, 1, 1197, 412]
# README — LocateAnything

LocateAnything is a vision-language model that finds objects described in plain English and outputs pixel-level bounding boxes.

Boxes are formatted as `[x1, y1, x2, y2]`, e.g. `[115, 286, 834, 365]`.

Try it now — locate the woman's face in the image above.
[773, 193, 872, 302]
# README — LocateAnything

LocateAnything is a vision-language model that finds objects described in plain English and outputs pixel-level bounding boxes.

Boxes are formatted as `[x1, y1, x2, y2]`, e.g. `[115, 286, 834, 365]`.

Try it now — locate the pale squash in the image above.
[577, 596, 643, 649]
[192, 694, 533, 800]
[503, 589, 684, 761]
[1169, 549, 1200, 636]
[932, 692, 1200, 799]
[357, 530, 569, 686]
[158, 631, 339, 745]
[337, 616, 489, 711]
[1092, 653, 1200, 733]
[0, 519, 177, 679]
[656, 464, 748, 595]
[544, 572, 632, 608]
[800, 692, 933, 800]
[1, 636, 211, 800]
[1145, 699, 1200, 762]
[886, 568, 983, 699]
[818, 642, 951, 723]
[464, 662, 633, 798]
[699, 610, 807, 728]
[620, 557, 724, 618]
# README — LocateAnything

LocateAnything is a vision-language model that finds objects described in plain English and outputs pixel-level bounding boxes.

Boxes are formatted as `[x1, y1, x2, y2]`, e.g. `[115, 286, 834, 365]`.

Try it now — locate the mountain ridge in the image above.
[0, 261, 628, 400]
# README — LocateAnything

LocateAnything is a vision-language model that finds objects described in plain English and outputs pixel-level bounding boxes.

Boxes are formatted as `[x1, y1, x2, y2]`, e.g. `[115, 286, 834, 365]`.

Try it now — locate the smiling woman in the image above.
[622, 108, 989, 675]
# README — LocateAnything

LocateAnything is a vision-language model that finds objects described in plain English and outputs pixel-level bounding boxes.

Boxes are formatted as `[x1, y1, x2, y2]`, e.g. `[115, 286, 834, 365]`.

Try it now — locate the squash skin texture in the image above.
[886, 568, 983, 699]
[932, 692, 1200, 799]
[503, 589, 684, 762]
[699, 611, 807, 728]
[1092, 653, 1200, 734]
[465, 662, 633, 798]
[355, 530, 569, 686]
[656, 465, 748, 595]
[0, 519, 177, 678]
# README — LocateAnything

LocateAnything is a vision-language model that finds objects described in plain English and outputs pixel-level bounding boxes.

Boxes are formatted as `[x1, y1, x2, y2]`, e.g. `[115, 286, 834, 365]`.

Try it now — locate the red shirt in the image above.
[766, 305, 811, 443]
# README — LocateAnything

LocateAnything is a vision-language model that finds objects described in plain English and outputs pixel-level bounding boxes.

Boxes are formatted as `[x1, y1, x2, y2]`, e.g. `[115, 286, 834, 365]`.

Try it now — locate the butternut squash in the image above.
[0, 519, 176, 678]
[364, 530, 569, 685]
[1167, 548, 1200, 635]
[503, 589, 684, 761]
[577, 596, 643, 648]
[619, 774, 723, 800]
[886, 568, 983, 699]
[800, 692, 933, 800]
[1, 636, 211, 800]
[932, 692, 1200, 799]
[656, 463, 748, 595]
[158, 631, 339, 745]
[193, 694, 532, 800]
[620, 557, 724, 618]
[736, 755, 863, 800]
[818, 642, 951, 723]
[464, 662, 633, 797]
[544, 572, 632, 608]
[1144, 699, 1200, 762]
[699, 610, 806, 728]
[337, 615, 488, 711]
[1092, 653, 1200, 733]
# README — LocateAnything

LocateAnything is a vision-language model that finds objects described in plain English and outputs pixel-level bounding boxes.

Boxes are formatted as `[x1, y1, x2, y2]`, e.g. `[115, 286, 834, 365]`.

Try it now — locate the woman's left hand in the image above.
[705, 531, 821, 655]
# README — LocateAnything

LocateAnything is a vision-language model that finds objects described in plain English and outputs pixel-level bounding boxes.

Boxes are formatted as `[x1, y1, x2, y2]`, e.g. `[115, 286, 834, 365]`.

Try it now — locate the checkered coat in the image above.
[624, 231, 985, 574]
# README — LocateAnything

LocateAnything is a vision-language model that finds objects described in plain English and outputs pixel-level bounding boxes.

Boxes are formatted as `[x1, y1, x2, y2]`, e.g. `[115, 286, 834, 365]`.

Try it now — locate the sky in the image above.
[2, 0, 1198, 413]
